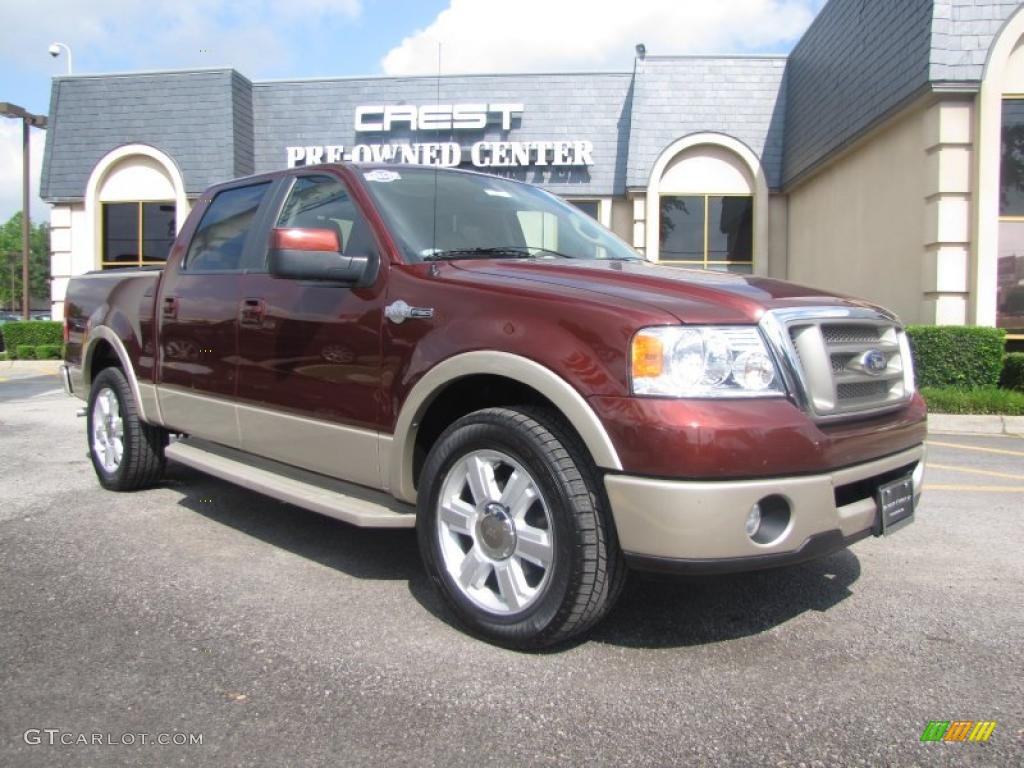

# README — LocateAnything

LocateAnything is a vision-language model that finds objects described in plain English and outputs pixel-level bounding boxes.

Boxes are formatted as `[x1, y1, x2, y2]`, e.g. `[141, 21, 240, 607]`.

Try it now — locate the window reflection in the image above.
[998, 221, 1024, 334]
[659, 194, 753, 272]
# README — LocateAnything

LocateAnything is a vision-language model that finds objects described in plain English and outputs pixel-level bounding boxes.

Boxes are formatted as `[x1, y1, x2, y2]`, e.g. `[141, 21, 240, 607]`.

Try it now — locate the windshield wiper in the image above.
[422, 246, 572, 261]
[422, 247, 534, 261]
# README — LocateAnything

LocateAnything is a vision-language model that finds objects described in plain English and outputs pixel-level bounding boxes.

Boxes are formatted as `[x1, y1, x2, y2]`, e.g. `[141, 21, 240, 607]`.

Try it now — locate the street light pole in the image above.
[0, 103, 47, 320]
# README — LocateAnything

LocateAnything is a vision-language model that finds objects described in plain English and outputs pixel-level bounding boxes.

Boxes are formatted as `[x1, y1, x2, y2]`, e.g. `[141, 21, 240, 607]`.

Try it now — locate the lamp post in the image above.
[48, 42, 73, 75]
[0, 103, 48, 320]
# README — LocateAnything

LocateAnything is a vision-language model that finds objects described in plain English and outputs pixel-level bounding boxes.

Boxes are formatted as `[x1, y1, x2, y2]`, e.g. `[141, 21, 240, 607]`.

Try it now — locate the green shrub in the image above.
[0, 321, 62, 352]
[1001, 352, 1024, 391]
[0, 351, 7, 361]
[920, 386, 1024, 415]
[36, 344, 62, 360]
[15, 344, 37, 360]
[906, 326, 1005, 389]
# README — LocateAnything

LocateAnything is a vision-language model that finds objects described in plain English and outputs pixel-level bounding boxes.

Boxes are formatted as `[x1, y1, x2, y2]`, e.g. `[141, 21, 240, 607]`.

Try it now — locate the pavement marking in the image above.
[927, 440, 1024, 458]
[928, 463, 1024, 481]
[927, 483, 1024, 492]
[29, 389, 63, 398]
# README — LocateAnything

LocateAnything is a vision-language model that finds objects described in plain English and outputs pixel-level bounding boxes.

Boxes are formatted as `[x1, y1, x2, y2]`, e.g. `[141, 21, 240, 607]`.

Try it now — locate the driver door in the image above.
[234, 172, 388, 488]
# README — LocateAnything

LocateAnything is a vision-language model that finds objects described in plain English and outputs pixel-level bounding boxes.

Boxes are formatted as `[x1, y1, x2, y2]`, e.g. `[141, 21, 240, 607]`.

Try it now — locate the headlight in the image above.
[630, 325, 785, 398]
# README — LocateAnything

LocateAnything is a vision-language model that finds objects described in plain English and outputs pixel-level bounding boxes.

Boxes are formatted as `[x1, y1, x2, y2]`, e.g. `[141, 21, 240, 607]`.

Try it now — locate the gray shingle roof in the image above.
[625, 56, 787, 190]
[41, 69, 245, 201]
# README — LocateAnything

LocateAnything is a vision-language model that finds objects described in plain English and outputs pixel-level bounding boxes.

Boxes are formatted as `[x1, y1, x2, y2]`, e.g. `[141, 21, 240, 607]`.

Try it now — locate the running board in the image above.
[165, 438, 416, 528]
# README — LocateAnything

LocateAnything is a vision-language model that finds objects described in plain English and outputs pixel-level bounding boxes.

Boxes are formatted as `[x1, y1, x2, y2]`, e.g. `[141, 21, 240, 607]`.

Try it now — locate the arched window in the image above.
[645, 133, 768, 274]
[85, 145, 189, 270]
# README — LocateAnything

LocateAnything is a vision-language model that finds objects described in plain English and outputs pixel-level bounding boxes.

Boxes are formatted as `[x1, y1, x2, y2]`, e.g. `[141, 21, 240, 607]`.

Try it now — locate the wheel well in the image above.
[87, 340, 121, 384]
[412, 374, 577, 489]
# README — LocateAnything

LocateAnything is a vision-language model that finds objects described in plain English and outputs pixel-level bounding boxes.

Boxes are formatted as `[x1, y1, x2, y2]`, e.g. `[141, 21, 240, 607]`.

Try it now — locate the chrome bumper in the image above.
[605, 444, 925, 574]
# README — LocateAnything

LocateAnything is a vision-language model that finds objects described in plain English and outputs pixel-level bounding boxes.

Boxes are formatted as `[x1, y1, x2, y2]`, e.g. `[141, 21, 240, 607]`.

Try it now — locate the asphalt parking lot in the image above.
[1, 367, 1021, 767]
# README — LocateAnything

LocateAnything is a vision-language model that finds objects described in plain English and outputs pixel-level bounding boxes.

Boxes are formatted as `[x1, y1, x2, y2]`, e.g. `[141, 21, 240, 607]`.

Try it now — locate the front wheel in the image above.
[417, 407, 625, 649]
[87, 367, 167, 491]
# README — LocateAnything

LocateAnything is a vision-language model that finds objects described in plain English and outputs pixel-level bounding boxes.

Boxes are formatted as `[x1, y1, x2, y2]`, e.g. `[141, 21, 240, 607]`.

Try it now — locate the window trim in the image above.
[181, 180, 276, 274]
[657, 192, 754, 270]
[997, 95, 1024, 339]
[100, 200, 176, 269]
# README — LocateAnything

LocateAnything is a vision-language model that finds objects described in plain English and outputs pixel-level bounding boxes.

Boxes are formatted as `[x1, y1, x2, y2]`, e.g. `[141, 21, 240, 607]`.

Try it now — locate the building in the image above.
[39, 0, 1024, 340]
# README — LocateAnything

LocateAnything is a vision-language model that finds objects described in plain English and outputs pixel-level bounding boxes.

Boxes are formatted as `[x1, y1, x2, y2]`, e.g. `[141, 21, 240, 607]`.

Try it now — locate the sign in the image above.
[285, 102, 594, 170]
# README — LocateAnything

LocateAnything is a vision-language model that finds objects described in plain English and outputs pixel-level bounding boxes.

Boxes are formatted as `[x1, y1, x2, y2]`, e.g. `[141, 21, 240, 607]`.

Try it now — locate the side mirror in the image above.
[268, 227, 369, 284]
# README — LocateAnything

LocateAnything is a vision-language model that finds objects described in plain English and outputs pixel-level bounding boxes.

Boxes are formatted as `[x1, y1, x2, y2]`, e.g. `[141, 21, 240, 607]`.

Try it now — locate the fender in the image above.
[83, 326, 164, 427]
[387, 350, 623, 504]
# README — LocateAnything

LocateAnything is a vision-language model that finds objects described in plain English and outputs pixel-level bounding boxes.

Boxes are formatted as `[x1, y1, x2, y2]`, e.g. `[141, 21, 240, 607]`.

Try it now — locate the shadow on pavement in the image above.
[170, 463, 860, 651]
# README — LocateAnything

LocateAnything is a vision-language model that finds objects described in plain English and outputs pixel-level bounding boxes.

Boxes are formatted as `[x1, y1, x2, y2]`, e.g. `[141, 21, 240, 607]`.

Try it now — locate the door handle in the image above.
[162, 296, 178, 320]
[240, 297, 266, 327]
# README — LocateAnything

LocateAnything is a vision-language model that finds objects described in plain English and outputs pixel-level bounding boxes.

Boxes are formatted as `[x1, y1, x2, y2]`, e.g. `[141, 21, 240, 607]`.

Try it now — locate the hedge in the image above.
[36, 344, 62, 360]
[0, 321, 62, 353]
[1002, 352, 1024, 391]
[906, 325, 1005, 389]
[16, 345, 37, 360]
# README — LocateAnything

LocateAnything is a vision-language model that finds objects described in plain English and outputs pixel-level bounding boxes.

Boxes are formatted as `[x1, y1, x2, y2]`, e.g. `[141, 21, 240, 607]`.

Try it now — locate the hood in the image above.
[445, 259, 890, 325]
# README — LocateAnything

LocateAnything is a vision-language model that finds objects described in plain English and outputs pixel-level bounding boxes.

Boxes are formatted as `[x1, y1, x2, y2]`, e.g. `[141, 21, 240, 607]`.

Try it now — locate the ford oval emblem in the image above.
[858, 349, 888, 375]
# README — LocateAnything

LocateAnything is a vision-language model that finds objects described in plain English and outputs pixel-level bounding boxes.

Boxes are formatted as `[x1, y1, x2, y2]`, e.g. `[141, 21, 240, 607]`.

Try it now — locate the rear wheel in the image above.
[417, 407, 625, 648]
[87, 367, 167, 490]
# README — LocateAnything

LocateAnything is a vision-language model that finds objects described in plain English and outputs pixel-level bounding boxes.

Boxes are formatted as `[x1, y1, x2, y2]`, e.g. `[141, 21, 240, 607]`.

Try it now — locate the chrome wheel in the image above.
[91, 386, 124, 473]
[435, 449, 555, 615]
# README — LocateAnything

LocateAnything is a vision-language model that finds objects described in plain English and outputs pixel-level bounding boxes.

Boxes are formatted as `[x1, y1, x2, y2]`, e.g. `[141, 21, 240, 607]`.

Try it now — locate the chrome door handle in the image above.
[385, 300, 434, 324]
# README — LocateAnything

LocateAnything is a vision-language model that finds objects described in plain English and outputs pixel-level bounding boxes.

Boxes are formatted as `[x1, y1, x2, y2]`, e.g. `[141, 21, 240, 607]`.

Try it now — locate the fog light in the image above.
[746, 495, 792, 545]
[745, 503, 762, 537]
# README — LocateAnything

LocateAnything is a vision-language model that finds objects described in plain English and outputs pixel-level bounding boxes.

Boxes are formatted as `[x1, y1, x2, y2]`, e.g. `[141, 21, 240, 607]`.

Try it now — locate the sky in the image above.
[0, 0, 826, 225]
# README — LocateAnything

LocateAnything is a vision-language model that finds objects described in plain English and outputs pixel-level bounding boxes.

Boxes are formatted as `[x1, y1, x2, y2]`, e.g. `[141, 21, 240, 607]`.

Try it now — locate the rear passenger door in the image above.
[156, 181, 276, 446]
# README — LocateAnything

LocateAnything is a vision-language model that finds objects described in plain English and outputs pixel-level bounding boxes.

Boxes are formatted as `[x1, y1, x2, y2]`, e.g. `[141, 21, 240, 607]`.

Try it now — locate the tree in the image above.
[0, 212, 50, 311]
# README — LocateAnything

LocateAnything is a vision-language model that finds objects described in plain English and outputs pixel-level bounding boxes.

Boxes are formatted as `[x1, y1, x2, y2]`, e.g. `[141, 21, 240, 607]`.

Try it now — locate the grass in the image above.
[920, 386, 1024, 415]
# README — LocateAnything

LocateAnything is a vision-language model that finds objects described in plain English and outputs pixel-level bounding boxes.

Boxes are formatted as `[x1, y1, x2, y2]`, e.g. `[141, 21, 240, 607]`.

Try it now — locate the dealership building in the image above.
[39, 0, 1024, 338]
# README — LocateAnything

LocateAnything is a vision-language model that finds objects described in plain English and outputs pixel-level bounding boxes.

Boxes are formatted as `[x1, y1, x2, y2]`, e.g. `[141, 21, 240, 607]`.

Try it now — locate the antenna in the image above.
[431, 41, 441, 259]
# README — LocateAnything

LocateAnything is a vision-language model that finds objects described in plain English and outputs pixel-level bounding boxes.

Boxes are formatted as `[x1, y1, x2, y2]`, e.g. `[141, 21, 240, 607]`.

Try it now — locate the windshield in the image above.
[359, 167, 641, 263]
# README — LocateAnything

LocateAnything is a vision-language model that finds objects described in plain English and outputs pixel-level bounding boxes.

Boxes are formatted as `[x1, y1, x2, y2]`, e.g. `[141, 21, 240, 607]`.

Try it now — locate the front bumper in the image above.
[605, 444, 924, 575]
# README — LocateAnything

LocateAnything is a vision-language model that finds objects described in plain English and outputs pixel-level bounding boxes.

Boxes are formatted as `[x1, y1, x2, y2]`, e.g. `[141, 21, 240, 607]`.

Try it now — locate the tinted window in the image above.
[362, 168, 639, 263]
[570, 200, 599, 220]
[659, 196, 704, 262]
[660, 194, 753, 273]
[277, 175, 368, 258]
[142, 203, 176, 262]
[101, 202, 177, 269]
[1000, 99, 1024, 216]
[185, 183, 270, 272]
[102, 203, 139, 265]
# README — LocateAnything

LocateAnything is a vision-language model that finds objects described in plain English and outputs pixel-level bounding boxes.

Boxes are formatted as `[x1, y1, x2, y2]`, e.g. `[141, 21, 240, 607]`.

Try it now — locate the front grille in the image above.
[822, 325, 881, 345]
[767, 309, 912, 421]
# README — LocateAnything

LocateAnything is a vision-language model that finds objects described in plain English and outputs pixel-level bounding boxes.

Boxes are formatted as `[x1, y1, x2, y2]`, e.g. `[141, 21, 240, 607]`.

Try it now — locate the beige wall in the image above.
[786, 98, 973, 325]
[767, 194, 788, 279]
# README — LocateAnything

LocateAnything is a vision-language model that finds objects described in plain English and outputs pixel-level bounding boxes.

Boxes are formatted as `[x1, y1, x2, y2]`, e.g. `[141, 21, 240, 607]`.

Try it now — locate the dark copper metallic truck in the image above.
[62, 164, 926, 647]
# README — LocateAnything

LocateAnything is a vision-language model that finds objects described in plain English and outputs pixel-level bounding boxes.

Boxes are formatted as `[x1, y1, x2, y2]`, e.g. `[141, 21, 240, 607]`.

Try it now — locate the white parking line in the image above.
[29, 389, 63, 398]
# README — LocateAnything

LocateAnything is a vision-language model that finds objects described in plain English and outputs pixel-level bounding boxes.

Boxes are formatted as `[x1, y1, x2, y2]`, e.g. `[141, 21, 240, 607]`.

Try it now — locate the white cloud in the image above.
[0, 0, 362, 79]
[0, 122, 46, 225]
[382, 0, 819, 75]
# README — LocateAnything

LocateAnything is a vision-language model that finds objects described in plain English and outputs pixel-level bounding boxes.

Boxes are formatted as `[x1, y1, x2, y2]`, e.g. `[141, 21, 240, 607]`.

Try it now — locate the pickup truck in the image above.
[62, 163, 926, 648]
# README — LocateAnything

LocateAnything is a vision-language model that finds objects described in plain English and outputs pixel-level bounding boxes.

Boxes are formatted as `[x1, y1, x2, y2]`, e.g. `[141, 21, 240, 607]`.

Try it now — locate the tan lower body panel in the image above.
[165, 437, 414, 528]
[604, 444, 925, 560]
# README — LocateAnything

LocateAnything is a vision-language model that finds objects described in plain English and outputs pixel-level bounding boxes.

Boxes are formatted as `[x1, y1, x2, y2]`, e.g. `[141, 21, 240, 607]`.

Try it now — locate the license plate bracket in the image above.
[876, 475, 915, 535]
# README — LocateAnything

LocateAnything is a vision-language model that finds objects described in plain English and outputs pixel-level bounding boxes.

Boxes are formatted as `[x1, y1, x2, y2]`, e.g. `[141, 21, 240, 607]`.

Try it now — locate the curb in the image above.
[0, 360, 62, 372]
[928, 413, 1024, 437]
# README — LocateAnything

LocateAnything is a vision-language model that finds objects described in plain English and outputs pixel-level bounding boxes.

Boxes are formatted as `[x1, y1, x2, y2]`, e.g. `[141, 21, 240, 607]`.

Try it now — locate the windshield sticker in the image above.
[364, 170, 401, 183]
[483, 188, 511, 198]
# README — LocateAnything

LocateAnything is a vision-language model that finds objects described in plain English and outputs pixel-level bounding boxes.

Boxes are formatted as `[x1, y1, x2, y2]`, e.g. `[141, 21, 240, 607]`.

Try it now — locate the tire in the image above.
[417, 406, 626, 649]
[87, 366, 167, 491]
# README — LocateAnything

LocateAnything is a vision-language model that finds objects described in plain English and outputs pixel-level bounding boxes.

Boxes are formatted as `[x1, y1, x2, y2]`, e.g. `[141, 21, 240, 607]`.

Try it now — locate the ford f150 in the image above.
[62, 164, 926, 647]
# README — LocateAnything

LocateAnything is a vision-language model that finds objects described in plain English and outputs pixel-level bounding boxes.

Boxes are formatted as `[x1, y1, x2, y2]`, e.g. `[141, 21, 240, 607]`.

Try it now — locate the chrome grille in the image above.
[763, 308, 913, 422]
